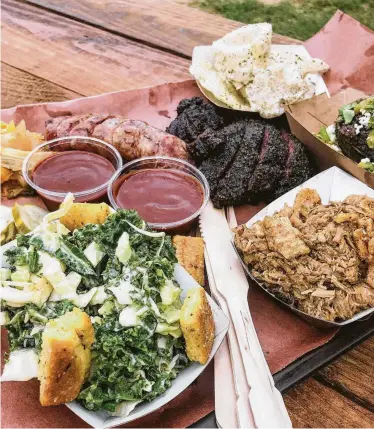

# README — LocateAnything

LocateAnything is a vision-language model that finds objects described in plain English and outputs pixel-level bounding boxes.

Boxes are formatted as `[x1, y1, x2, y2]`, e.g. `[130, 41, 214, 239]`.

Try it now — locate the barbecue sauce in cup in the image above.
[32, 151, 115, 209]
[112, 169, 204, 231]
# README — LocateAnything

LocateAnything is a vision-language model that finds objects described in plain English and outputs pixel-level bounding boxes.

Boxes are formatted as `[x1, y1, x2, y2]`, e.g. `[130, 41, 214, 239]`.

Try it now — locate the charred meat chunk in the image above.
[167, 98, 316, 207]
[166, 97, 225, 143]
[273, 132, 316, 199]
[247, 124, 288, 202]
[212, 120, 265, 208]
[188, 128, 227, 163]
[198, 123, 242, 195]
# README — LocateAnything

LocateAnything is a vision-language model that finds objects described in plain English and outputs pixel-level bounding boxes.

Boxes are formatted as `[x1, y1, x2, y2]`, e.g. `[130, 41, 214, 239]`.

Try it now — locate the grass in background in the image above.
[198, 0, 374, 40]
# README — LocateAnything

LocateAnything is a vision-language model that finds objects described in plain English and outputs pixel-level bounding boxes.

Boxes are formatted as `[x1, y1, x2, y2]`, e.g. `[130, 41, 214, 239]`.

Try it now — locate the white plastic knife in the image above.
[226, 206, 288, 408]
[199, 201, 292, 428]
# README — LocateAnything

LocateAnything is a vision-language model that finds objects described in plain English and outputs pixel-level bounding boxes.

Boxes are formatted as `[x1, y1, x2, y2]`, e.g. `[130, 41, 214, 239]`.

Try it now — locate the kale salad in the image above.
[0, 195, 190, 413]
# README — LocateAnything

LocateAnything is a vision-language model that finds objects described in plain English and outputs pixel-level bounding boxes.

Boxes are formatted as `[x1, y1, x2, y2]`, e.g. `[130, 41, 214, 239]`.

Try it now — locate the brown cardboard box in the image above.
[285, 88, 374, 188]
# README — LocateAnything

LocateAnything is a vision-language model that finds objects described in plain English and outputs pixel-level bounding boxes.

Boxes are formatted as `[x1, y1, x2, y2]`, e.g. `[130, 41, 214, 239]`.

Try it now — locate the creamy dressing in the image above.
[90, 286, 108, 305]
[0, 311, 9, 325]
[119, 306, 138, 327]
[108, 400, 142, 417]
[109, 280, 134, 305]
[84, 242, 105, 267]
[1, 349, 39, 381]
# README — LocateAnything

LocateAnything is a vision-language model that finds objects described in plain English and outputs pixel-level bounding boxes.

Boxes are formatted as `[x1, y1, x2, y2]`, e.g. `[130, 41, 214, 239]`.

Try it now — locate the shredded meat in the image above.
[234, 189, 374, 321]
[262, 216, 310, 260]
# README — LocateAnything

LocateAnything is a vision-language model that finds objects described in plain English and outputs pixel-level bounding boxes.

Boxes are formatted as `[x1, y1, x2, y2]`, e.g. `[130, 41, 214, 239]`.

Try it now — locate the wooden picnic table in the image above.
[1, 0, 374, 427]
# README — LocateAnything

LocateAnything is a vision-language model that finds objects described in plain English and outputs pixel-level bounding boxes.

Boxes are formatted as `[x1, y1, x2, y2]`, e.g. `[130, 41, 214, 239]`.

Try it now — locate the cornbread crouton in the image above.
[180, 287, 215, 364]
[39, 308, 94, 406]
[60, 202, 111, 231]
[173, 236, 205, 285]
[56, 307, 94, 348]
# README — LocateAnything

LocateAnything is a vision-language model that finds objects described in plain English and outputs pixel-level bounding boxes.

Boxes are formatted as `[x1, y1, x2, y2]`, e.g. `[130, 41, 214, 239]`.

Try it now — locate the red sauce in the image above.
[32, 151, 115, 210]
[114, 169, 204, 225]
[33, 151, 115, 193]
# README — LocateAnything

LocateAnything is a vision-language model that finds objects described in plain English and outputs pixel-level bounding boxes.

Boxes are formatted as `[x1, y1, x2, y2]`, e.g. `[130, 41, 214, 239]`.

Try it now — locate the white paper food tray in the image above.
[195, 44, 329, 111]
[0, 246, 229, 428]
[233, 167, 374, 329]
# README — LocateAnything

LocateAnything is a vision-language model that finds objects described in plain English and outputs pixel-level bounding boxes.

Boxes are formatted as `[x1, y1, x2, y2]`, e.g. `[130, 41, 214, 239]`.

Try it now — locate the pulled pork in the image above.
[234, 189, 374, 321]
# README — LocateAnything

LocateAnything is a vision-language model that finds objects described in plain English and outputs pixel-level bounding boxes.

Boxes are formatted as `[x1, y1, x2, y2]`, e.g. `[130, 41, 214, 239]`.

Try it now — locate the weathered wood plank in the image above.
[1, 63, 82, 108]
[2, 0, 190, 97]
[284, 378, 374, 428]
[21, 0, 301, 59]
[316, 337, 374, 412]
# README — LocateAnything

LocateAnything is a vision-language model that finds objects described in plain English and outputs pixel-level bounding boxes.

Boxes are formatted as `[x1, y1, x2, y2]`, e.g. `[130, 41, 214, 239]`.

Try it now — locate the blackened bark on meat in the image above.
[247, 124, 288, 202]
[273, 132, 317, 200]
[166, 98, 316, 207]
[212, 120, 265, 208]
[188, 128, 227, 163]
[198, 123, 242, 196]
[336, 118, 373, 162]
[175, 97, 200, 116]
[166, 97, 224, 143]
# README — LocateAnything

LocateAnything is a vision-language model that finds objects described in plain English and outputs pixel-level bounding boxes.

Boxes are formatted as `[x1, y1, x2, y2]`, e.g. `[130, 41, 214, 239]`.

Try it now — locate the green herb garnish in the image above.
[338, 101, 358, 124]
[316, 126, 331, 144]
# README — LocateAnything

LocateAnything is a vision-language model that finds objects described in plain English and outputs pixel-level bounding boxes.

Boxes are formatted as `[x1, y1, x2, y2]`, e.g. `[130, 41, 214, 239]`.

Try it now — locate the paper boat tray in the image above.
[233, 167, 374, 329]
[0, 253, 228, 428]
